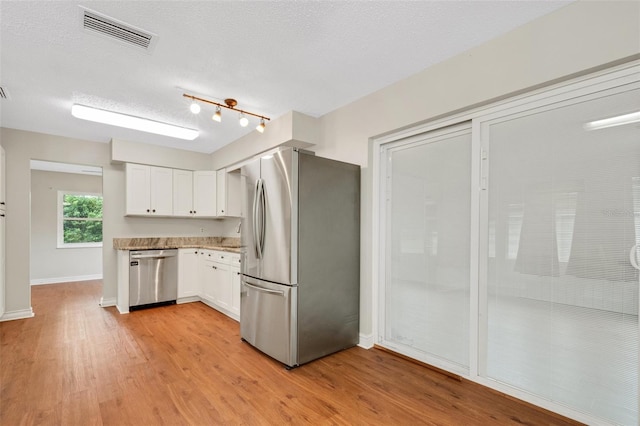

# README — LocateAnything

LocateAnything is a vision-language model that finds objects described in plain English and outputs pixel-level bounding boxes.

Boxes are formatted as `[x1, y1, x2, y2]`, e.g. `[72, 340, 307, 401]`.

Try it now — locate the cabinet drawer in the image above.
[199, 249, 215, 259]
[229, 254, 241, 268]
[213, 251, 236, 264]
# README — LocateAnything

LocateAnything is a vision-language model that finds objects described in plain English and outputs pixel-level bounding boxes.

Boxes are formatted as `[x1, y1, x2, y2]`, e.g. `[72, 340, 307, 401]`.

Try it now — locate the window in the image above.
[57, 191, 103, 248]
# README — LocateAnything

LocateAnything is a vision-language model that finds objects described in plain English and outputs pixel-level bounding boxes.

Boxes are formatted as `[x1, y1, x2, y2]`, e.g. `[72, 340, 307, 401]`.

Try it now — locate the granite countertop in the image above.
[113, 236, 241, 253]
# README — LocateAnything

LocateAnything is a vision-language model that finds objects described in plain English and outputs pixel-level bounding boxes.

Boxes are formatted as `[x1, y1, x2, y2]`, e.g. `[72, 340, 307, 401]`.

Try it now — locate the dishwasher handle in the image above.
[130, 251, 178, 259]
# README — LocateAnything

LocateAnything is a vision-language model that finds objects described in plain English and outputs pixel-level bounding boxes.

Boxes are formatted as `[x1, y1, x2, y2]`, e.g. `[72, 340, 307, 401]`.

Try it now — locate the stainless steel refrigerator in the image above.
[240, 148, 360, 368]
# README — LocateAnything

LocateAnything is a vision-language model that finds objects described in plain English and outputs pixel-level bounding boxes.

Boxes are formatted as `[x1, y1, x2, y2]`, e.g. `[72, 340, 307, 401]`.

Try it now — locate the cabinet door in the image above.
[0, 146, 5, 208]
[178, 249, 199, 299]
[213, 261, 232, 310]
[216, 169, 227, 216]
[125, 163, 151, 215]
[230, 266, 241, 317]
[216, 169, 242, 217]
[193, 171, 216, 217]
[173, 169, 194, 216]
[150, 166, 173, 215]
[200, 260, 216, 303]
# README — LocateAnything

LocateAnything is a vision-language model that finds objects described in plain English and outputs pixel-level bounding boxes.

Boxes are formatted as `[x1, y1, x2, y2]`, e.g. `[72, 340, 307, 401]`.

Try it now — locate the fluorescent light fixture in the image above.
[71, 104, 199, 140]
[584, 111, 640, 131]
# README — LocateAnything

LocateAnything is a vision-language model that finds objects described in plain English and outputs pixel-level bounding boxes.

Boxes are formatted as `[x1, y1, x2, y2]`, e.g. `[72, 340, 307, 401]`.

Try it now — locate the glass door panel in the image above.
[483, 87, 640, 425]
[383, 125, 471, 374]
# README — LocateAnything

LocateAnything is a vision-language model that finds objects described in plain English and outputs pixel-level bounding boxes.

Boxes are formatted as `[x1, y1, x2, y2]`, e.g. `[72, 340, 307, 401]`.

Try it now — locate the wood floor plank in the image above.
[0, 281, 582, 425]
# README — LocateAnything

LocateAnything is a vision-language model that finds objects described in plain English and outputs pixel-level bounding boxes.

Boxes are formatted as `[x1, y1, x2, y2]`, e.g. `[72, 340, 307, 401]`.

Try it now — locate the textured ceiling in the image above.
[0, 1, 571, 154]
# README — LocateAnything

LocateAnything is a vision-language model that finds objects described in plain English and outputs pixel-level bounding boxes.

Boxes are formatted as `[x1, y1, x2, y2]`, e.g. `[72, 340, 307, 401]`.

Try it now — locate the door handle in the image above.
[252, 179, 261, 259]
[630, 244, 639, 270]
[257, 179, 266, 258]
[243, 282, 284, 296]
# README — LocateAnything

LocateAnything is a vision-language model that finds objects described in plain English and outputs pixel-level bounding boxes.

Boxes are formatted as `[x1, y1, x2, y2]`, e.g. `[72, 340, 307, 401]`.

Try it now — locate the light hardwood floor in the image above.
[0, 281, 581, 425]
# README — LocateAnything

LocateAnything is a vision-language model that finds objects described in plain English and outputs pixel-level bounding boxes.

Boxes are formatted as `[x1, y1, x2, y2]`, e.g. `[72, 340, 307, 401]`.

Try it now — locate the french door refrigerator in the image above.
[240, 148, 360, 368]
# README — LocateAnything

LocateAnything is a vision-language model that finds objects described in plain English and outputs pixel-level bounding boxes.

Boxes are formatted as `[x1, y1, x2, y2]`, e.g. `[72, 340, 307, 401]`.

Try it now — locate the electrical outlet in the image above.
[200, 227, 205, 233]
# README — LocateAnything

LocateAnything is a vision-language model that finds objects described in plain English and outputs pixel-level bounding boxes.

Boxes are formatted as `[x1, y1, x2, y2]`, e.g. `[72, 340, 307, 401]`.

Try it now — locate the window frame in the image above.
[57, 190, 103, 249]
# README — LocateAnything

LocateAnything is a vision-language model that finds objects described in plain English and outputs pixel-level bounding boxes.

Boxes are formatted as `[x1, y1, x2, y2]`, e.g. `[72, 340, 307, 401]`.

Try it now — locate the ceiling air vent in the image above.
[0, 86, 9, 100]
[80, 7, 157, 52]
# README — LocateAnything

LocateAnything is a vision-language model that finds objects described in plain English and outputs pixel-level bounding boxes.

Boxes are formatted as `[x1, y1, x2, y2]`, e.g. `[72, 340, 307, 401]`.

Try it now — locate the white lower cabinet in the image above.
[230, 265, 241, 317]
[192, 249, 240, 321]
[177, 249, 200, 301]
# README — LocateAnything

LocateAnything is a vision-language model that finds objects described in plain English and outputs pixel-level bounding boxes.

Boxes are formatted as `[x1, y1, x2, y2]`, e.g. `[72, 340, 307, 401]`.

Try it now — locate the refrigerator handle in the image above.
[630, 244, 639, 270]
[257, 178, 266, 258]
[253, 179, 261, 259]
[244, 281, 284, 296]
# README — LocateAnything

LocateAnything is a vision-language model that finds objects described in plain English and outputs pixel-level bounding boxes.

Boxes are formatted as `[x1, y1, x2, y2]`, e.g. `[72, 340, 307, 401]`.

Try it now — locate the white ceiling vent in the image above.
[80, 7, 157, 52]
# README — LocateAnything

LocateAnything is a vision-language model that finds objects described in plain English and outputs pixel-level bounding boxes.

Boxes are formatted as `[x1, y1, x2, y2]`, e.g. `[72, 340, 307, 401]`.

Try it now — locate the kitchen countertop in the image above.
[113, 236, 241, 253]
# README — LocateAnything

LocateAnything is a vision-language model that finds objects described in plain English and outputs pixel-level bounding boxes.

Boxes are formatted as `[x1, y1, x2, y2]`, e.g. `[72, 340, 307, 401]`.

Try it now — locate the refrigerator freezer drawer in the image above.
[240, 276, 297, 367]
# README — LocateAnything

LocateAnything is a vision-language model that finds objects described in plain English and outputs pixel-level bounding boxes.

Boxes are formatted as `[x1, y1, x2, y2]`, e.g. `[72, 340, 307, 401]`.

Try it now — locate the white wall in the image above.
[0, 129, 239, 317]
[209, 1, 640, 338]
[30, 170, 103, 283]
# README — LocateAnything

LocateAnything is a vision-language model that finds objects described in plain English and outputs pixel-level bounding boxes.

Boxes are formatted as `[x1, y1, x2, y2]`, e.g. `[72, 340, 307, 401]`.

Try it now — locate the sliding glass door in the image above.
[377, 64, 640, 425]
[380, 124, 472, 375]
[480, 84, 640, 425]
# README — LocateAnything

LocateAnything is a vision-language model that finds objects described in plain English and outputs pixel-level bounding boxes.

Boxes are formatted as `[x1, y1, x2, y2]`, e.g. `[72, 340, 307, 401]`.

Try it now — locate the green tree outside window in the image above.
[59, 193, 103, 246]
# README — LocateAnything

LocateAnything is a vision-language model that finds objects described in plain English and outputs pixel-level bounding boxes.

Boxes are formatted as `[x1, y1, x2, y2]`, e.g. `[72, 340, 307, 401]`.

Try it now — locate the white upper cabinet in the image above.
[174, 169, 217, 217]
[173, 169, 194, 216]
[216, 169, 241, 217]
[150, 166, 173, 215]
[126, 163, 219, 218]
[125, 163, 173, 216]
[193, 171, 216, 217]
[125, 163, 151, 215]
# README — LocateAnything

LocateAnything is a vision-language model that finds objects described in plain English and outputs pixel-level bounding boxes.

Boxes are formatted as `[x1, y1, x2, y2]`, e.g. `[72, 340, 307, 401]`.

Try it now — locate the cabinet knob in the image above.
[221, 256, 224, 259]
[146, 209, 150, 213]
[194, 210, 196, 214]
[236, 272, 240, 275]
[194, 250, 198, 254]
[152, 209, 156, 213]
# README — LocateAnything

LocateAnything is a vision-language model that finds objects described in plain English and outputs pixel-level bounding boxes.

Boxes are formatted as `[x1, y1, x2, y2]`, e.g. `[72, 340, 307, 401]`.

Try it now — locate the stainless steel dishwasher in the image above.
[129, 249, 178, 310]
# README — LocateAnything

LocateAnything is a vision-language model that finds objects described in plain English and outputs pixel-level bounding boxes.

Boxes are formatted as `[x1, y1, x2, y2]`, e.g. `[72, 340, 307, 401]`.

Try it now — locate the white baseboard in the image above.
[99, 297, 116, 307]
[177, 296, 201, 304]
[358, 333, 374, 349]
[1, 307, 35, 322]
[30, 274, 103, 285]
[116, 304, 129, 314]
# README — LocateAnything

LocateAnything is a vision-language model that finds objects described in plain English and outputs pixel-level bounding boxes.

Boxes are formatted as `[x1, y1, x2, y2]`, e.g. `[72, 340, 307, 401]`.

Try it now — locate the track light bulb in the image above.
[212, 106, 222, 122]
[189, 102, 201, 114]
[256, 119, 266, 133]
[239, 113, 249, 127]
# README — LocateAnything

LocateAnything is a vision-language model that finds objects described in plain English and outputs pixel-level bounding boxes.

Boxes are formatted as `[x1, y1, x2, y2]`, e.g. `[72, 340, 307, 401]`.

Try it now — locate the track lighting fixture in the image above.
[212, 106, 222, 122]
[184, 93, 269, 132]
